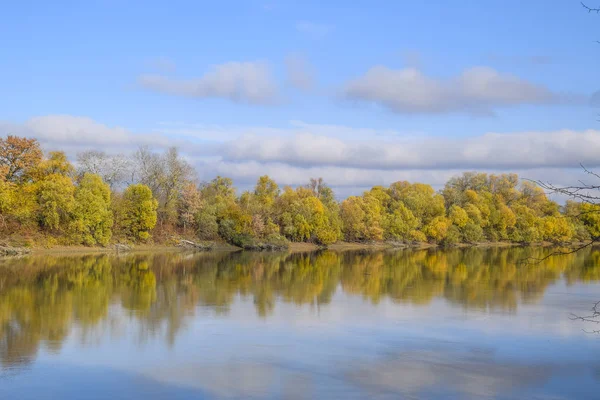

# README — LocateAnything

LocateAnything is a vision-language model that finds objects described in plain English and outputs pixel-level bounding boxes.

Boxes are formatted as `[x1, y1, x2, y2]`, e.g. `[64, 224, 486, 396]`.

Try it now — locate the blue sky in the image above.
[1, 0, 599, 195]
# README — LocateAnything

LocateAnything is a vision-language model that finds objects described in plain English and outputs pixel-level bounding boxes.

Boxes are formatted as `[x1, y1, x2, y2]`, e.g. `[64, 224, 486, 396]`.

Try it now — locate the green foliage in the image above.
[462, 222, 484, 243]
[389, 181, 445, 226]
[340, 194, 383, 241]
[36, 174, 75, 231]
[443, 225, 462, 246]
[195, 210, 219, 240]
[0, 180, 15, 217]
[274, 186, 340, 245]
[424, 216, 451, 242]
[33, 151, 74, 181]
[449, 205, 469, 228]
[384, 202, 419, 241]
[577, 203, 600, 238]
[70, 174, 113, 246]
[254, 175, 280, 208]
[121, 184, 158, 241]
[541, 216, 573, 244]
[217, 203, 253, 244]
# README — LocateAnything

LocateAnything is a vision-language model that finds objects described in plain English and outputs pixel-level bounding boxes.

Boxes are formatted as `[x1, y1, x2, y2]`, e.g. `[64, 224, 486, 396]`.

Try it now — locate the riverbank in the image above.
[0, 239, 581, 258]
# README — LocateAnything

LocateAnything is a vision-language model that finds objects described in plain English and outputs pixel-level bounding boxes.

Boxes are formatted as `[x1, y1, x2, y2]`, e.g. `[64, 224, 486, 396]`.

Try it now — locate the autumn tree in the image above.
[33, 151, 77, 233]
[178, 182, 203, 233]
[340, 194, 383, 242]
[238, 175, 281, 238]
[36, 174, 75, 231]
[33, 151, 74, 180]
[120, 184, 158, 241]
[70, 173, 113, 246]
[194, 176, 237, 240]
[276, 186, 339, 244]
[0, 136, 43, 183]
[2, 134, 598, 250]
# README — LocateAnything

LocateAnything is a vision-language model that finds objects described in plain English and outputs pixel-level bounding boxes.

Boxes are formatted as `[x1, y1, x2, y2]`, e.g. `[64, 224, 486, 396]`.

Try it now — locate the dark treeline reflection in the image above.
[1, 248, 599, 368]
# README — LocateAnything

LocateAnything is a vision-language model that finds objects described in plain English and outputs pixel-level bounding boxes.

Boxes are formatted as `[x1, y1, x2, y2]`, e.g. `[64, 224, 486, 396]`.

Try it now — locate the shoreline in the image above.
[0, 239, 588, 258]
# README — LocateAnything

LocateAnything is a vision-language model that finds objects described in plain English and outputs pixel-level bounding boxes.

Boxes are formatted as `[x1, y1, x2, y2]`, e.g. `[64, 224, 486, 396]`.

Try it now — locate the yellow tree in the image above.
[340, 194, 383, 241]
[121, 184, 158, 241]
[71, 174, 113, 246]
[36, 174, 75, 231]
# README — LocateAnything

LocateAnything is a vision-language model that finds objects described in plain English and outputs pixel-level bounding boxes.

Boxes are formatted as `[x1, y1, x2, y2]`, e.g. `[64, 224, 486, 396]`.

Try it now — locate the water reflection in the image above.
[0, 248, 596, 364]
[0, 247, 599, 398]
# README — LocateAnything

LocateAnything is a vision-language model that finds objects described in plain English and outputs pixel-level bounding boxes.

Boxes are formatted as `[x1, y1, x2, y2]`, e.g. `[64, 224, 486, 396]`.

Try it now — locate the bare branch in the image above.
[582, 2, 600, 13]
[520, 238, 600, 265]
[569, 301, 600, 328]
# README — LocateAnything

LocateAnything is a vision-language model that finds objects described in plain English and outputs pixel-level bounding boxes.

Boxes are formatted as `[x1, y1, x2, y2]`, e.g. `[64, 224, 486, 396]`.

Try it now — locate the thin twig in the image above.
[582, 2, 600, 13]
[520, 237, 600, 265]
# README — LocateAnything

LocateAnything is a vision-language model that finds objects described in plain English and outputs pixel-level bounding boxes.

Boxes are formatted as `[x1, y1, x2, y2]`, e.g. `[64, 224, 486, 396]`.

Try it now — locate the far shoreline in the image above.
[1, 240, 589, 258]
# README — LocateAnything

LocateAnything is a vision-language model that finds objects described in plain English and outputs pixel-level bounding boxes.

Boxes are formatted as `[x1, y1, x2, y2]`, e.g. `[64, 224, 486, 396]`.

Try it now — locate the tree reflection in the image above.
[0, 247, 599, 368]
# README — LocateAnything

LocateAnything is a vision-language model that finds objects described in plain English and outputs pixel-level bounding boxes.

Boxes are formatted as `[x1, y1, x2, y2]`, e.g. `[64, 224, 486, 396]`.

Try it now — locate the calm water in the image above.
[0, 248, 599, 399]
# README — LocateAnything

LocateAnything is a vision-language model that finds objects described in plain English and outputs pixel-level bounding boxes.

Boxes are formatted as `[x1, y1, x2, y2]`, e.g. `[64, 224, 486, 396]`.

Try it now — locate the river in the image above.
[0, 248, 599, 399]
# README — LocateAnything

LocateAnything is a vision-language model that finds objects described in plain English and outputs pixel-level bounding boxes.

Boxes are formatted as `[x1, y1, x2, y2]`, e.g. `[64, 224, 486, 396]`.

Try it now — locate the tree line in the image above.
[0, 135, 597, 247]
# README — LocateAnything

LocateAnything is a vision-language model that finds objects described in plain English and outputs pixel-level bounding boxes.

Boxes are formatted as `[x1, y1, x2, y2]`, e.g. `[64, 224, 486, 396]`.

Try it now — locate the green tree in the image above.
[36, 174, 75, 231]
[254, 175, 280, 209]
[121, 184, 158, 241]
[389, 181, 445, 227]
[71, 174, 113, 246]
[423, 216, 451, 242]
[33, 151, 74, 180]
[340, 194, 383, 241]
[449, 205, 469, 228]
[384, 202, 419, 241]
[276, 187, 339, 244]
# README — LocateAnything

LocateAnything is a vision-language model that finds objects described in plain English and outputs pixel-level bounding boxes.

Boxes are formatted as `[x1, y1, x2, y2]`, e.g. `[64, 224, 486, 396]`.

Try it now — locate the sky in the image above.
[1, 0, 599, 197]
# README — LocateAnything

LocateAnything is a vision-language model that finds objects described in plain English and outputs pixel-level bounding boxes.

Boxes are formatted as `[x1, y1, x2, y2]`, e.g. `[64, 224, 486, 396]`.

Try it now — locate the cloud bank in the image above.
[343, 66, 581, 115]
[222, 129, 600, 170]
[2, 115, 597, 196]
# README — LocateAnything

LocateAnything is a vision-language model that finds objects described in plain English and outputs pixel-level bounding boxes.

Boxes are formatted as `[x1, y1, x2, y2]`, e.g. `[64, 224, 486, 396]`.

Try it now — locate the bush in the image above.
[462, 222, 484, 243]
[442, 225, 461, 246]
[120, 184, 158, 242]
[196, 211, 219, 240]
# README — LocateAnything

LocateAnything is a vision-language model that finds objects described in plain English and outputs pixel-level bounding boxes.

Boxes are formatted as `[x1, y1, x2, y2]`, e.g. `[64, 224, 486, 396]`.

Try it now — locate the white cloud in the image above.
[343, 66, 581, 115]
[220, 128, 600, 170]
[347, 347, 566, 398]
[198, 160, 459, 188]
[295, 21, 333, 39]
[2, 116, 598, 199]
[285, 54, 314, 90]
[0, 115, 200, 155]
[138, 61, 279, 105]
[199, 159, 592, 197]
